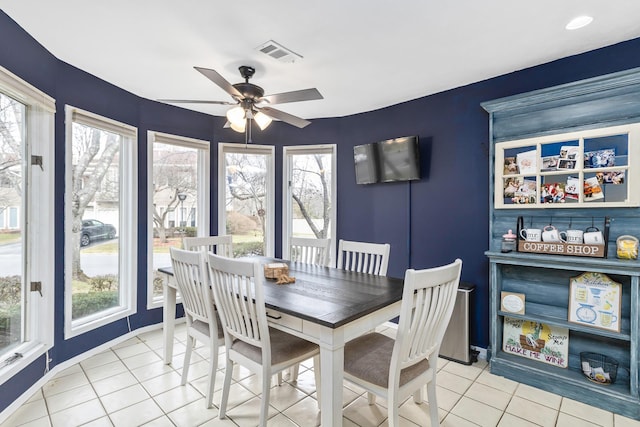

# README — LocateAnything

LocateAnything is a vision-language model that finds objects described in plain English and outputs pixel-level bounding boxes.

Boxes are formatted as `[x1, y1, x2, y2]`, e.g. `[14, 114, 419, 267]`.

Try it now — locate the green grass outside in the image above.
[72, 280, 92, 293]
[0, 234, 20, 244]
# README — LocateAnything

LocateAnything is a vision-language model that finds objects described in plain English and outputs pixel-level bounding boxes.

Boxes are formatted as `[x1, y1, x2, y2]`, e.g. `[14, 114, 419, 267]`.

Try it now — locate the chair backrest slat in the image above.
[184, 235, 234, 258]
[289, 237, 331, 266]
[170, 247, 216, 327]
[207, 253, 269, 353]
[337, 239, 390, 276]
[391, 259, 462, 382]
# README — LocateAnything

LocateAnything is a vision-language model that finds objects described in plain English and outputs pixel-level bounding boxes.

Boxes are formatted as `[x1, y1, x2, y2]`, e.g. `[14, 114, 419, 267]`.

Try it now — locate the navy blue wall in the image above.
[2, 8, 640, 413]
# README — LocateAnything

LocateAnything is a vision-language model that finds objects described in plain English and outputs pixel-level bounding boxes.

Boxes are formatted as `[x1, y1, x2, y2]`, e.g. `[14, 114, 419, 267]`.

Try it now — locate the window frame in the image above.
[64, 105, 138, 339]
[282, 144, 337, 265]
[146, 131, 210, 309]
[218, 143, 275, 257]
[0, 65, 55, 385]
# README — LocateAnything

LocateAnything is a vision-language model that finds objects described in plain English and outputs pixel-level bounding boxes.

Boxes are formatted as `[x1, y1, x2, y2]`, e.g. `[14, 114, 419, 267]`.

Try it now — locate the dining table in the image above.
[158, 257, 404, 427]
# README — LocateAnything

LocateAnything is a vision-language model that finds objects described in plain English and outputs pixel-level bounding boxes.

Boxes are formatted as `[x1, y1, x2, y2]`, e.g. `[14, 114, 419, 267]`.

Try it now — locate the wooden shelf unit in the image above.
[483, 67, 640, 420]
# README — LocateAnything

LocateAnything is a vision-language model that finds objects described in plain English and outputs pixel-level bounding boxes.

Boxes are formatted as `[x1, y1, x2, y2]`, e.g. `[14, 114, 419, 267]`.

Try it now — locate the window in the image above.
[147, 131, 209, 307]
[282, 145, 337, 264]
[0, 65, 55, 383]
[64, 106, 137, 338]
[218, 143, 274, 257]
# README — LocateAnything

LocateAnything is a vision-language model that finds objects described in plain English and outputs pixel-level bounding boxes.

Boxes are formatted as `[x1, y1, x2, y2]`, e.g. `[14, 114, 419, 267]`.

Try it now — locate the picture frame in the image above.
[568, 272, 622, 333]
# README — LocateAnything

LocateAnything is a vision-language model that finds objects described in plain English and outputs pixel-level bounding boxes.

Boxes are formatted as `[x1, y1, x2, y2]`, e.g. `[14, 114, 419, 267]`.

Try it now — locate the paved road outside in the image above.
[0, 240, 172, 277]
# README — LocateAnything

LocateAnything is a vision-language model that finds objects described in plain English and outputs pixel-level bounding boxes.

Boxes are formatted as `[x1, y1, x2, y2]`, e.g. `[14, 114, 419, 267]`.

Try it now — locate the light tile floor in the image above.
[3, 324, 640, 427]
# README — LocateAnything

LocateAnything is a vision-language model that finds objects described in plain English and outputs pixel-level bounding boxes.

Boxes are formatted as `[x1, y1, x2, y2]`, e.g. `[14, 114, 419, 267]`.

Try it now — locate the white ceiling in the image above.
[3, 1, 640, 121]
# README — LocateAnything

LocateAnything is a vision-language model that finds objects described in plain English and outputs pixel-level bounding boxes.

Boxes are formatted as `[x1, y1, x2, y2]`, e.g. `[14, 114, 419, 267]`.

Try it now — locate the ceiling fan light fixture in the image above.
[566, 15, 593, 30]
[230, 120, 246, 133]
[254, 111, 272, 130]
[226, 105, 246, 126]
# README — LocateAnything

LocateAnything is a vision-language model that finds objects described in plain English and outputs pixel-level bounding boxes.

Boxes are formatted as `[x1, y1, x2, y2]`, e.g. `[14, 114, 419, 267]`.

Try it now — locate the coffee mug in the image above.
[520, 228, 541, 242]
[564, 229, 584, 244]
[599, 311, 618, 328]
[542, 225, 561, 242]
[584, 226, 604, 245]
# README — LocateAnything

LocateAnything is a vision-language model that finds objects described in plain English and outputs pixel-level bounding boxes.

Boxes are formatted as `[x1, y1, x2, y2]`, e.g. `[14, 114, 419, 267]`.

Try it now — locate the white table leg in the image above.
[162, 274, 177, 365]
[320, 327, 344, 427]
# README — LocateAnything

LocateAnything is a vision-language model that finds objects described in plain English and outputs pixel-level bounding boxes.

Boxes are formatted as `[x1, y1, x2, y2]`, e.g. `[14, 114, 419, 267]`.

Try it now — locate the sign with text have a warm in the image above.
[503, 317, 569, 368]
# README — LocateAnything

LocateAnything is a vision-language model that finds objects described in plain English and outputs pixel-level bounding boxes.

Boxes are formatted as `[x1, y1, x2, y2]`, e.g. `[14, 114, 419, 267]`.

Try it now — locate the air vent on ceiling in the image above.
[256, 40, 303, 63]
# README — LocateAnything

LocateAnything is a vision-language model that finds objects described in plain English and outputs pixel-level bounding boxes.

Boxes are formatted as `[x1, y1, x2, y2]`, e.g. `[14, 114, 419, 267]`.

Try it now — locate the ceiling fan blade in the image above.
[194, 66, 243, 98]
[158, 99, 236, 105]
[261, 88, 323, 105]
[258, 106, 311, 128]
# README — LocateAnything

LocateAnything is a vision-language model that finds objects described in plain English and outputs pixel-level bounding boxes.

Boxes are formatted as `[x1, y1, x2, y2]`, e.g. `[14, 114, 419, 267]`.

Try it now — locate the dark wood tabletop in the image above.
[159, 257, 404, 329]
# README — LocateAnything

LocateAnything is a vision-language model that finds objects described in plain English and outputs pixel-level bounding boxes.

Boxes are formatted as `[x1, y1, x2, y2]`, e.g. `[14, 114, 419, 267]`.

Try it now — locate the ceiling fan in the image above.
[160, 65, 323, 133]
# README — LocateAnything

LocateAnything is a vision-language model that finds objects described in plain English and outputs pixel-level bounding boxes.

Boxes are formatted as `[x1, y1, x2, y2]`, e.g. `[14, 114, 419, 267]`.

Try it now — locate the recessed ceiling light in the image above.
[566, 15, 593, 30]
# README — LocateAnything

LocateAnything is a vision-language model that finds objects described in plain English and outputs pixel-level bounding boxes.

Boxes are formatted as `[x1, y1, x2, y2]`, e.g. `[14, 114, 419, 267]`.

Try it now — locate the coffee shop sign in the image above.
[518, 241, 605, 258]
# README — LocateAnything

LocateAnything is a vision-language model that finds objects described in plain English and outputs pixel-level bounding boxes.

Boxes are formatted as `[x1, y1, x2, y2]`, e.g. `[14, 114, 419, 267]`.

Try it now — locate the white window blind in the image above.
[149, 131, 209, 150]
[68, 106, 136, 139]
[0, 65, 55, 112]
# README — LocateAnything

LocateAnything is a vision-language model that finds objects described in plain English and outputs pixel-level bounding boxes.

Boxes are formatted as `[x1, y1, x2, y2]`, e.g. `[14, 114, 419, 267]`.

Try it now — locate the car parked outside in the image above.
[81, 219, 117, 246]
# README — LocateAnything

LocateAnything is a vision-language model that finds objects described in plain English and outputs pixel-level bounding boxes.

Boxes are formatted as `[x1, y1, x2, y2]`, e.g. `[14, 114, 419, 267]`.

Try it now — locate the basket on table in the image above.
[580, 352, 618, 385]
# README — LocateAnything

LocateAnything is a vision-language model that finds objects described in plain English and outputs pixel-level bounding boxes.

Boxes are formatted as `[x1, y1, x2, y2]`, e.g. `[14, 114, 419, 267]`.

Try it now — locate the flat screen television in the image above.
[353, 136, 420, 184]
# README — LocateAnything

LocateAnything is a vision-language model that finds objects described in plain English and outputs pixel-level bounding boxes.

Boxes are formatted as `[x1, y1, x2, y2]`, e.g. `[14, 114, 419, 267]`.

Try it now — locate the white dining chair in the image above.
[289, 236, 331, 266]
[207, 253, 321, 426]
[183, 235, 233, 257]
[287, 236, 331, 381]
[337, 239, 390, 276]
[169, 247, 225, 409]
[342, 258, 463, 427]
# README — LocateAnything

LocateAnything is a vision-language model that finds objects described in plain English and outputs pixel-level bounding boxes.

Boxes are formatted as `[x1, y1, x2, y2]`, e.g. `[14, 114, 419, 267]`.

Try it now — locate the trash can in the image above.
[440, 282, 475, 365]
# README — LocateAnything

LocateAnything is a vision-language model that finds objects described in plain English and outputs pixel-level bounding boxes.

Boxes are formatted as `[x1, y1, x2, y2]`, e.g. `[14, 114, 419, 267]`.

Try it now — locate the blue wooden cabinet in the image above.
[483, 68, 640, 420]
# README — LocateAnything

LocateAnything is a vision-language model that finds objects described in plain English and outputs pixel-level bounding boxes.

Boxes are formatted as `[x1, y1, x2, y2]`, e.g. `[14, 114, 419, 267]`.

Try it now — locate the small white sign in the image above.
[501, 292, 525, 314]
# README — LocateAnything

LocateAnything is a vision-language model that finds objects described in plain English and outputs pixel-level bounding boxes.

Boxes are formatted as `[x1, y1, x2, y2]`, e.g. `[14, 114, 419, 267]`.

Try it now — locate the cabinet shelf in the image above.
[486, 250, 640, 275]
[492, 351, 632, 399]
[497, 308, 631, 341]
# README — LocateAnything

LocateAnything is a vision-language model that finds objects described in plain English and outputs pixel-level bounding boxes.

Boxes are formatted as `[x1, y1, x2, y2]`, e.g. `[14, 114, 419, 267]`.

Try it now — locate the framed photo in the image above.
[568, 272, 622, 333]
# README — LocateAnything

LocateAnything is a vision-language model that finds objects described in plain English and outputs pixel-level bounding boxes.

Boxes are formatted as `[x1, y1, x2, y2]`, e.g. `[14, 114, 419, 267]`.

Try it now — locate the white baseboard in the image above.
[0, 320, 177, 425]
[471, 345, 488, 360]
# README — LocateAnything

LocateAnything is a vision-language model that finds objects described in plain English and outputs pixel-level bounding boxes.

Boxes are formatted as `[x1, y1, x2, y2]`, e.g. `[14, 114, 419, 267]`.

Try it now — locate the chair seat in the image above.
[344, 332, 430, 388]
[231, 327, 318, 366]
[192, 318, 225, 340]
